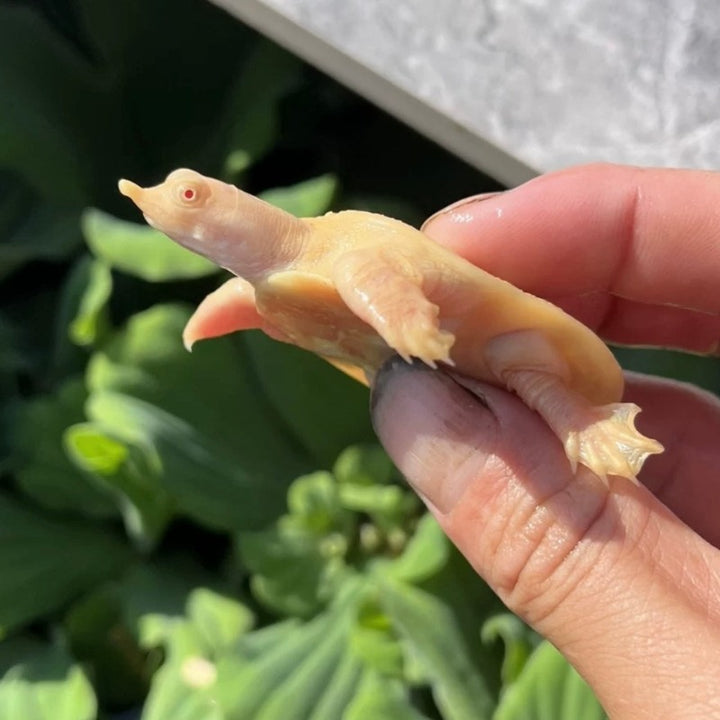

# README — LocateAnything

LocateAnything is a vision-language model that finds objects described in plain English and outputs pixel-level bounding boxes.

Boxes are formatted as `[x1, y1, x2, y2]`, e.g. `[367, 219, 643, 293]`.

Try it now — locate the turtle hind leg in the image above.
[562, 400, 664, 483]
[502, 368, 663, 484]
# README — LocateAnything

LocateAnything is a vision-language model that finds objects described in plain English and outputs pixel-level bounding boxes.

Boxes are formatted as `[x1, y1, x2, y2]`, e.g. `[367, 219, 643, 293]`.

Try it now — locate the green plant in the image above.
[2, 1, 717, 718]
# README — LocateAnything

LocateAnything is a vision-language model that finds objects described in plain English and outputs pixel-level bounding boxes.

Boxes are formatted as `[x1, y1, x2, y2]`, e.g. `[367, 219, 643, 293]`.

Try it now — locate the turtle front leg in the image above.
[183, 277, 292, 350]
[332, 249, 455, 368]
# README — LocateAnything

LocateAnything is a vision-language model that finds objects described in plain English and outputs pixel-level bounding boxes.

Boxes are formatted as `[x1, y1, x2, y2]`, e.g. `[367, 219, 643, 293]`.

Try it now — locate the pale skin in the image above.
[119, 169, 661, 483]
[372, 164, 720, 719]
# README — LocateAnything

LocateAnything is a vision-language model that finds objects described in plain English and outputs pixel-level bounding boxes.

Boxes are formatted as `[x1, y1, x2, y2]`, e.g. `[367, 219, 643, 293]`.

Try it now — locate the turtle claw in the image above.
[564, 402, 664, 484]
[388, 324, 455, 369]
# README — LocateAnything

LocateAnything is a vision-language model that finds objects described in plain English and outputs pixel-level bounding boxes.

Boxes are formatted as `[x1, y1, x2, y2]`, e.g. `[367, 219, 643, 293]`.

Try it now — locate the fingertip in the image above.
[424, 163, 720, 317]
[420, 163, 637, 297]
[370, 360, 504, 513]
[370, 358, 577, 516]
[421, 191, 506, 233]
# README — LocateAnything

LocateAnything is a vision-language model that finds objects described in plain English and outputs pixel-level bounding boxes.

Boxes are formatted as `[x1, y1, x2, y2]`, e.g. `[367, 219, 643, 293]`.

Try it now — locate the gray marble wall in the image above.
[211, 0, 720, 184]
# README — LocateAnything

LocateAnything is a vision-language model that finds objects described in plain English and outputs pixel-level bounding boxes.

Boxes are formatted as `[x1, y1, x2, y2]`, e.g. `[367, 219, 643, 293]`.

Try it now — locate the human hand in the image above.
[370, 164, 720, 719]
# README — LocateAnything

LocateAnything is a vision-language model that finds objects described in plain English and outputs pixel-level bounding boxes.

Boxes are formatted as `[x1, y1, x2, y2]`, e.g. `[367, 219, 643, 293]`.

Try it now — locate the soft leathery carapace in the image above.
[119, 169, 663, 483]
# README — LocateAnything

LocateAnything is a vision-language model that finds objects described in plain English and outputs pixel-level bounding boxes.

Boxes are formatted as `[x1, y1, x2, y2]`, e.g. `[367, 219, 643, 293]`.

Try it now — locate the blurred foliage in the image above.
[1, 0, 715, 718]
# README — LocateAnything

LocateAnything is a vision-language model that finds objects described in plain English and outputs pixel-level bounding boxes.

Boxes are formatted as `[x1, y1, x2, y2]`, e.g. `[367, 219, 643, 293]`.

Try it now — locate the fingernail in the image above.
[370, 359, 498, 513]
[421, 191, 506, 231]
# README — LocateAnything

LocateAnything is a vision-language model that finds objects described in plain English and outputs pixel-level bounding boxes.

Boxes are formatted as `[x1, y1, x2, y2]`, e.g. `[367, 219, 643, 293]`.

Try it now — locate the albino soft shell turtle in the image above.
[119, 169, 663, 483]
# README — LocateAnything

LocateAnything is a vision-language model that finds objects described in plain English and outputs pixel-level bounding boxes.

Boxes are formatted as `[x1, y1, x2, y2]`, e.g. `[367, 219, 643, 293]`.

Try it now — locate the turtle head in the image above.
[120, 168, 307, 279]
[118, 168, 237, 255]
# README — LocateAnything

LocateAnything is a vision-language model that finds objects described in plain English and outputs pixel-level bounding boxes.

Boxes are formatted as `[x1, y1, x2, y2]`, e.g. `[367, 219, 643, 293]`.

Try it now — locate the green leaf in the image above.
[142, 657, 224, 720]
[349, 625, 404, 677]
[65, 587, 150, 708]
[220, 42, 302, 177]
[0, 311, 26, 376]
[84, 304, 308, 531]
[0, 5, 104, 204]
[259, 175, 338, 218]
[88, 304, 305, 472]
[333, 445, 395, 486]
[216, 613, 406, 720]
[116, 560, 219, 653]
[0, 199, 81, 281]
[70, 558, 230, 700]
[76, 0, 255, 173]
[187, 588, 255, 655]
[0, 637, 96, 720]
[378, 578, 495, 720]
[85, 390, 287, 532]
[287, 471, 354, 534]
[613, 346, 720, 394]
[334, 446, 417, 534]
[343, 671, 431, 720]
[238, 471, 354, 617]
[64, 422, 172, 549]
[243, 331, 373, 467]
[0, 495, 130, 633]
[50, 255, 97, 378]
[0, 400, 19, 477]
[219, 585, 362, 719]
[306, 650, 363, 720]
[68, 258, 113, 346]
[13, 378, 117, 518]
[493, 641, 606, 720]
[338, 484, 418, 531]
[82, 209, 218, 281]
[1, 285, 65, 385]
[481, 613, 541, 688]
[134, 578, 255, 720]
[384, 514, 450, 584]
[65, 423, 128, 474]
[92, 563, 246, 720]
[250, 618, 350, 720]
[67, 564, 249, 716]
[240, 522, 348, 618]
[233, 619, 303, 661]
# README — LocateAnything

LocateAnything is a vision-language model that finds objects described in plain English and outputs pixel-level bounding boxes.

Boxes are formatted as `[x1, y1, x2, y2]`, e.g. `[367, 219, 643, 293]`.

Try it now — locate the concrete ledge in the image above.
[210, 0, 719, 186]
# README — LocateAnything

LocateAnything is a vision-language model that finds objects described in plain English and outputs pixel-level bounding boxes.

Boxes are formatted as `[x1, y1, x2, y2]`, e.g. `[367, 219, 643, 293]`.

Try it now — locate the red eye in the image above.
[176, 182, 204, 205]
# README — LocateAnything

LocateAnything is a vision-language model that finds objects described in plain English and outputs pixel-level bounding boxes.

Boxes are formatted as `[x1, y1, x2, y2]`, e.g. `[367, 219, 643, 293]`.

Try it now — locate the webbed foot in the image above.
[563, 402, 664, 484]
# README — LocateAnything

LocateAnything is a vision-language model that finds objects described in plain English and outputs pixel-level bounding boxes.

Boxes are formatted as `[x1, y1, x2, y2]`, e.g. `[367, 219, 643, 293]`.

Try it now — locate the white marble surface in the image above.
[209, 0, 720, 185]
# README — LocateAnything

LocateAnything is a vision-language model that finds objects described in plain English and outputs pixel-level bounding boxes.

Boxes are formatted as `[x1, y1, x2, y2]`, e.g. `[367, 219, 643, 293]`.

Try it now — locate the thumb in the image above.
[370, 358, 720, 720]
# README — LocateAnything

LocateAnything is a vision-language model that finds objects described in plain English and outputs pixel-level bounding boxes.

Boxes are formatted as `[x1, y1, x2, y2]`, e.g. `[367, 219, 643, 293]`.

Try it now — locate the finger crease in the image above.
[610, 178, 643, 296]
[503, 479, 617, 625]
[594, 180, 642, 336]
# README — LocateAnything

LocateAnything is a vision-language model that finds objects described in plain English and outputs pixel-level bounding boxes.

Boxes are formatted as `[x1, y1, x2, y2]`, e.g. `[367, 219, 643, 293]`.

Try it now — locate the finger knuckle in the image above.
[484, 472, 621, 627]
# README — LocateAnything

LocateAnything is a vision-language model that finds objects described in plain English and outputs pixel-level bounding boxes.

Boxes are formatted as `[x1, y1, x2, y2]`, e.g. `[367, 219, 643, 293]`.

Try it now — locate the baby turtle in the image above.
[119, 169, 663, 483]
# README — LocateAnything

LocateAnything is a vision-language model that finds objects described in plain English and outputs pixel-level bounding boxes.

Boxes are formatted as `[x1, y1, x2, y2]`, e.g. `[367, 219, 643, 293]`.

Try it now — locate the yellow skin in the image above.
[119, 169, 663, 483]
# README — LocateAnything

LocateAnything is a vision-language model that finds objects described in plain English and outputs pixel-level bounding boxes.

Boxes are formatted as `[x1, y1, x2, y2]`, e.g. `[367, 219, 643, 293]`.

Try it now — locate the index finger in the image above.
[423, 163, 720, 353]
